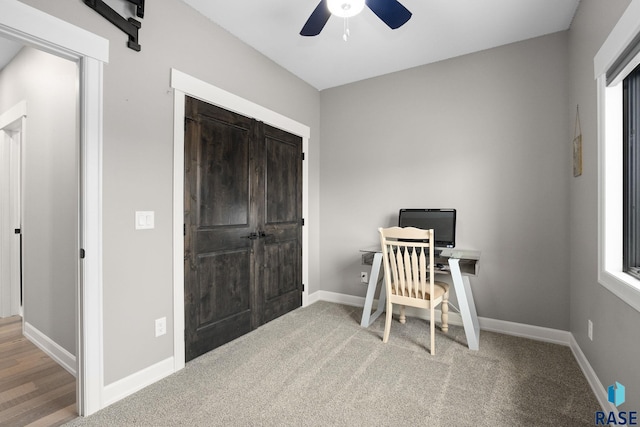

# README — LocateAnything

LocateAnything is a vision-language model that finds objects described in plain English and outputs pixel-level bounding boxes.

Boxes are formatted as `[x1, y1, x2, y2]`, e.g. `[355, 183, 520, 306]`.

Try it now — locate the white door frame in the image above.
[170, 68, 311, 371]
[0, 101, 26, 318]
[0, 0, 108, 416]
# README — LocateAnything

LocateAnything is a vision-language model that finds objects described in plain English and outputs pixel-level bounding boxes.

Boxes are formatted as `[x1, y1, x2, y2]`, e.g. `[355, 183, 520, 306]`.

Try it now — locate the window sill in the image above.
[599, 269, 640, 313]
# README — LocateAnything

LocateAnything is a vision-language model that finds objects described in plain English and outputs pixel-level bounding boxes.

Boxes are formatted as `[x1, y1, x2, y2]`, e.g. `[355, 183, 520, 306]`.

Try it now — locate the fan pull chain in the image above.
[343, 17, 350, 41]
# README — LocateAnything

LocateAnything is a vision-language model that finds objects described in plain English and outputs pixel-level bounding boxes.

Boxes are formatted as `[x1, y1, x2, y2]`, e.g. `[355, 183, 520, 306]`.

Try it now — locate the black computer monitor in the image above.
[398, 209, 457, 248]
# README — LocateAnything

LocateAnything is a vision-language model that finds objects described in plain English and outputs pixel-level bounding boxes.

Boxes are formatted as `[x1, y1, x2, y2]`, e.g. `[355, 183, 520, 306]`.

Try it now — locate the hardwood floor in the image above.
[0, 316, 77, 426]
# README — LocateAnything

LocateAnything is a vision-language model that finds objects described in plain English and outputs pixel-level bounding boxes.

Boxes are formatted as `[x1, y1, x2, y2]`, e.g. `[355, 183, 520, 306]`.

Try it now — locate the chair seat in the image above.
[389, 281, 449, 300]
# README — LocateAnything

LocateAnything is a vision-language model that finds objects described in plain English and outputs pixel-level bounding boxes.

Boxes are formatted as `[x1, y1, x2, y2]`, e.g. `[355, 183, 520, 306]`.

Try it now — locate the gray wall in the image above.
[320, 32, 571, 330]
[20, 0, 321, 385]
[0, 47, 78, 354]
[568, 0, 640, 410]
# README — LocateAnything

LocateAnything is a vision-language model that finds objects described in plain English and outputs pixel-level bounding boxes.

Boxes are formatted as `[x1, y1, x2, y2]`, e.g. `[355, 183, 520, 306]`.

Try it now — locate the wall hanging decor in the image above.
[573, 104, 582, 177]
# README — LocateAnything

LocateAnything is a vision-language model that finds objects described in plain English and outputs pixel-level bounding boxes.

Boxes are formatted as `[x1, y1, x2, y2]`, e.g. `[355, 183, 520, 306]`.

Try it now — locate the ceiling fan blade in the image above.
[366, 0, 412, 29]
[300, 0, 331, 36]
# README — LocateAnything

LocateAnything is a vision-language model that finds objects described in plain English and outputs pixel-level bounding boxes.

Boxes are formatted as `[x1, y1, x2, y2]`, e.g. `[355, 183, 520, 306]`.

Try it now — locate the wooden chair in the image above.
[379, 226, 450, 355]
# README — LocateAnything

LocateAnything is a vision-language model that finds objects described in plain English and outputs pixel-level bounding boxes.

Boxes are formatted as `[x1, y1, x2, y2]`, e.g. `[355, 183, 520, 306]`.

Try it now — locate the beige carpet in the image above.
[65, 301, 600, 426]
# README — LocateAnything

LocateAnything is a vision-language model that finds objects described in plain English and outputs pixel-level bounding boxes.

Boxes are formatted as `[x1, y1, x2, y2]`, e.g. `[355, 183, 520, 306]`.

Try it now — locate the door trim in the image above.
[0, 0, 108, 416]
[170, 68, 310, 372]
[0, 100, 25, 318]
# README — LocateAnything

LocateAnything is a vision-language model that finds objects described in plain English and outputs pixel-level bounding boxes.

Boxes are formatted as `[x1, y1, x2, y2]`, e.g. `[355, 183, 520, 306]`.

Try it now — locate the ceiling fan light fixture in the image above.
[327, 0, 365, 18]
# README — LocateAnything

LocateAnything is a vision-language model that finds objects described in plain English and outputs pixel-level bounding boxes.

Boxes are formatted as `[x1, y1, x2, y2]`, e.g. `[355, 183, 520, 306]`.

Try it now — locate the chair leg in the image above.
[399, 305, 406, 324]
[441, 293, 449, 333]
[383, 301, 393, 343]
[430, 306, 435, 355]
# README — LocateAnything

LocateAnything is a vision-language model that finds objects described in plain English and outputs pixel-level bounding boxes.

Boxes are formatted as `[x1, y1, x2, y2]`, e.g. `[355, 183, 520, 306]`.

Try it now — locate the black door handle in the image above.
[245, 232, 272, 240]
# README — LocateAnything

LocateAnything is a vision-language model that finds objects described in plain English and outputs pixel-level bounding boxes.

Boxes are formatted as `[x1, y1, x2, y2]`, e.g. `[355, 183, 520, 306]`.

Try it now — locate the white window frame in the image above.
[596, 0, 640, 312]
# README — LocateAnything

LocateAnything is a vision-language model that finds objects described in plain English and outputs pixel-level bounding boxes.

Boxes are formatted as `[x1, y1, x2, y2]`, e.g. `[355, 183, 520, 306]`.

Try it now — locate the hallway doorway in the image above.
[0, 2, 108, 415]
[0, 102, 23, 319]
[0, 41, 80, 422]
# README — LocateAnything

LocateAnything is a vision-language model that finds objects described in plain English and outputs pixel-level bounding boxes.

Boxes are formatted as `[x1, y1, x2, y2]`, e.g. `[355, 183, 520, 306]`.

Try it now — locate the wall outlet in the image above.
[155, 317, 166, 337]
[360, 272, 368, 283]
[588, 319, 593, 341]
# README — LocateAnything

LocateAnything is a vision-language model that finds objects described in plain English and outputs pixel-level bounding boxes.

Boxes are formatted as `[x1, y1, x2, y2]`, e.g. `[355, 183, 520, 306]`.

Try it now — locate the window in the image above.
[596, 0, 640, 313]
[624, 64, 640, 279]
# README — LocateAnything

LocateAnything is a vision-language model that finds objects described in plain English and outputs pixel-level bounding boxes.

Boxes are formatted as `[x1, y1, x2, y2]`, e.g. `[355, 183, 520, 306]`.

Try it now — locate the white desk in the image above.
[360, 247, 481, 351]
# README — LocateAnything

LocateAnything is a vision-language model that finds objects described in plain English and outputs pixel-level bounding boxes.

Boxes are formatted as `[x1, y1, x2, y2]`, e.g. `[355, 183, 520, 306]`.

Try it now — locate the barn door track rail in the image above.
[84, 0, 145, 51]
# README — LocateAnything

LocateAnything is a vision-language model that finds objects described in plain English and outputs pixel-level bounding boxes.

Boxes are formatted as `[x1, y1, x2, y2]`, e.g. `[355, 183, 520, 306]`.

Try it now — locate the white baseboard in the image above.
[102, 357, 175, 407]
[307, 290, 366, 308]
[478, 317, 572, 346]
[23, 322, 76, 376]
[308, 290, 570, 345]
[569, 335, 614, 413]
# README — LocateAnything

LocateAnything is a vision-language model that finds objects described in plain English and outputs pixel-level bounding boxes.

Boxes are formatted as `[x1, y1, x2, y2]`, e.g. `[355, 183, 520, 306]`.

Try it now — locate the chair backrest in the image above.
[379, 226, 435, 300]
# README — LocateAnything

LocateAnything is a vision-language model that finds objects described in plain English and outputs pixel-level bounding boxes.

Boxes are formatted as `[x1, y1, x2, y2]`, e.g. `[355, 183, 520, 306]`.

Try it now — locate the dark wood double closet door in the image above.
[184, 96, 303, 362]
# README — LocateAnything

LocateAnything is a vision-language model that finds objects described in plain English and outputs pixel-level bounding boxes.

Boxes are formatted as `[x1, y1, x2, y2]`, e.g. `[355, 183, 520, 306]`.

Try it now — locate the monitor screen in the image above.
[398, 209, 457, 248]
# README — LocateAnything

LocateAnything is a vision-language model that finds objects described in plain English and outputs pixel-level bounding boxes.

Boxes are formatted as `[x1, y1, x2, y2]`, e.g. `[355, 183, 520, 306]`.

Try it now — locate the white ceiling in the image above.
[0, 1, 581, 89]
[183, 0, 580, 90]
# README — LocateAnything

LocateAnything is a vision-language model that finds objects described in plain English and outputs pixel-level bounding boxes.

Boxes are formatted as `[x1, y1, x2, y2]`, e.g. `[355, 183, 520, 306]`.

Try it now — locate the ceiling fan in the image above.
[300, 0, 412, 37]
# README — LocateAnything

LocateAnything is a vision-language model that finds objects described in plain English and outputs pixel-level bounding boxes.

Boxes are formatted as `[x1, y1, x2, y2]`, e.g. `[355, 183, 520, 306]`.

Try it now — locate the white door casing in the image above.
[0, 0, 108, 416]
[0, 101, 25, 318]
[170, 69, 311, 371]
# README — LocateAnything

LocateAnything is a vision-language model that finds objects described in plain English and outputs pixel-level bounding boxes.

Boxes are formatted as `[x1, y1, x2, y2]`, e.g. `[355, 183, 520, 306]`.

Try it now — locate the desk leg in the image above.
[448, 259, 480, 350]
[360, 253, 385, 328]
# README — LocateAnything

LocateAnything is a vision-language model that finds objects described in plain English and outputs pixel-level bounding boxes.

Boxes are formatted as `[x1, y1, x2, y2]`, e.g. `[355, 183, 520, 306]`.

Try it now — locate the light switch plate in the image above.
[135, 211, 154, 230]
